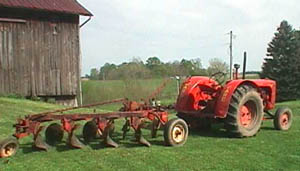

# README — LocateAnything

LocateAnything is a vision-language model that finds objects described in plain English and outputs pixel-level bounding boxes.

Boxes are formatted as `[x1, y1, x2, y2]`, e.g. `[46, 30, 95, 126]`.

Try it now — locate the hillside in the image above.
[0, 97, 299, 170]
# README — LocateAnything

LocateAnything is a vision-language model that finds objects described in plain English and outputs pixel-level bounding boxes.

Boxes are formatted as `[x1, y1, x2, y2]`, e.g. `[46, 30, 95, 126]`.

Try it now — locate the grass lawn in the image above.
[0, 97, 299, 170]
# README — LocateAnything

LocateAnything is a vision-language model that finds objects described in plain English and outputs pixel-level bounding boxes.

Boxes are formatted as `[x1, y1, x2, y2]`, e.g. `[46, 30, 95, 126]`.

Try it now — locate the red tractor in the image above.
[175, 64, 293, 137]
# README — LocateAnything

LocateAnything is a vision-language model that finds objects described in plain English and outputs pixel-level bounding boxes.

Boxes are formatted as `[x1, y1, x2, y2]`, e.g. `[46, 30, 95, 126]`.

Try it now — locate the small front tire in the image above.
[164, 118, 188, 147]
[274, 107, 293, 131]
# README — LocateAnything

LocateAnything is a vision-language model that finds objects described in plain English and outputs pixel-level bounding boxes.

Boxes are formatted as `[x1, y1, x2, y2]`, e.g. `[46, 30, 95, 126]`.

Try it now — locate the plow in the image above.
[0, 80, 188, 158]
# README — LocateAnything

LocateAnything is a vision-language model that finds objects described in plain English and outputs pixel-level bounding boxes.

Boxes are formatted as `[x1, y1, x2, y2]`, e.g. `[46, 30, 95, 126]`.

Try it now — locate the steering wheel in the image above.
[209, 72, 227, 85]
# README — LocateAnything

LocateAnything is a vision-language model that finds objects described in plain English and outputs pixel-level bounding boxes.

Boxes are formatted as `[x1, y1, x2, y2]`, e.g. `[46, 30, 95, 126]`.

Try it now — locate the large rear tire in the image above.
[224, 85, 264, 137]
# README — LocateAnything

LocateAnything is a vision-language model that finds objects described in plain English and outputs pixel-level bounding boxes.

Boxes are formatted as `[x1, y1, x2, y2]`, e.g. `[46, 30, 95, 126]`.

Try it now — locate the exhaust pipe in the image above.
[243, 52, 247, 79]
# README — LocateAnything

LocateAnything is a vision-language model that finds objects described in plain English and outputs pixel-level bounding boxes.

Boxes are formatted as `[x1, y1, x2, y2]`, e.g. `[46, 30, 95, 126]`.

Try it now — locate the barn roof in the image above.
[0, 0, 92, 16]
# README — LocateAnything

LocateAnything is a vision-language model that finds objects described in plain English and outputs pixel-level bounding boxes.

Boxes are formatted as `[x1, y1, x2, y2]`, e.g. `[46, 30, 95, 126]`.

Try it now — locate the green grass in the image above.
[244, 73, 260, 79]
[0, 97, 299, 170]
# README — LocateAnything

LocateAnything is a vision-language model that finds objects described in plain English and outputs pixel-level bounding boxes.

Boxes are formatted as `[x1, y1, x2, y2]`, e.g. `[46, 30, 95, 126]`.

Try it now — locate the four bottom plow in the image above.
[0, 98, 188, 158]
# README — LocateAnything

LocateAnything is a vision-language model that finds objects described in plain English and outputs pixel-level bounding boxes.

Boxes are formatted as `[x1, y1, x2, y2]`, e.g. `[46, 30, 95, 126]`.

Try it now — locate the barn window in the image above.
[50, 17, 59, 35]
[49, 23, 59, 35]
[53, 24, 58, 35]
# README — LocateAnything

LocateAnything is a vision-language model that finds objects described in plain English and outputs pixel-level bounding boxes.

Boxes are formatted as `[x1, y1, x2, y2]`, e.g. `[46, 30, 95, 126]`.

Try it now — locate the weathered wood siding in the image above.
[0, 9, 80, 97]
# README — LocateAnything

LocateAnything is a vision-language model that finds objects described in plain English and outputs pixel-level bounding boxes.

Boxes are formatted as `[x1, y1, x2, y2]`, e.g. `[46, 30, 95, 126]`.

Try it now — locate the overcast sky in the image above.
[78, 0, 300, 75]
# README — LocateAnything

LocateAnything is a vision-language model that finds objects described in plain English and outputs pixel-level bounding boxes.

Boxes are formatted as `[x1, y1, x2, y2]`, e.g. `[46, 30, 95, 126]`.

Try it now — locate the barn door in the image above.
[0, 22, 29, 95]
[0, 24, 13, 94]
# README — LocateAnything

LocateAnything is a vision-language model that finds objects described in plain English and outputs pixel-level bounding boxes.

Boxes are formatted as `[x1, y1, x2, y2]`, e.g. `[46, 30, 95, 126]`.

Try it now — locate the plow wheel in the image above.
[83, 120, 98, 143]
[274, 107, 293, 131]
[45, 123, 64, 145]
[164, 118, 188, 147]
[225, 85, 263, 137]
[0, 138, 19, 158]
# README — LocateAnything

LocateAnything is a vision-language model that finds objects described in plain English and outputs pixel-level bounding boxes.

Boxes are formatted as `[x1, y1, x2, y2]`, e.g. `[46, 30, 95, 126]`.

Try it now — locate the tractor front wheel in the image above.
[225, 85, 264, 137]
[164, 118, 188, 147]
[0, 137, 19, 158]
[273, 107, 293, 131]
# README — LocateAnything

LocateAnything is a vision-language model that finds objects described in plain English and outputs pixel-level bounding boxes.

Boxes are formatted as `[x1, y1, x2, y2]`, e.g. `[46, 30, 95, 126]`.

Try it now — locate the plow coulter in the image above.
[0, 82, 189, 158]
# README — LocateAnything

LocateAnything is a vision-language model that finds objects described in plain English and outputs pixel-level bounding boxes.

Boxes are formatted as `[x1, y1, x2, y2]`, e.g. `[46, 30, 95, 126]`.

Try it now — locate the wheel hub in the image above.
[239, 105, 253, 128]
[280, 113, 289, 127]
[172, 125, 185, 143]
[2, 143, 16, 157]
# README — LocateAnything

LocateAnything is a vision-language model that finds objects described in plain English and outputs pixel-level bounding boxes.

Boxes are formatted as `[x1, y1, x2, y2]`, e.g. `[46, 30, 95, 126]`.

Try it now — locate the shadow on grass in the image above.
[148, 140, 165, 146]
[21, 143, 47, 155]
[189, 129, 228, 138]
[18, 126, 231, 156]
[260, 126, 276, 131]
[55, 142, 85, 152]
[189, 125, 278, 138]
[80, 130, 166, 149]
[79, 131, 152, 149]
[20, 138, 90, 154]
[188, 124, 230, 138]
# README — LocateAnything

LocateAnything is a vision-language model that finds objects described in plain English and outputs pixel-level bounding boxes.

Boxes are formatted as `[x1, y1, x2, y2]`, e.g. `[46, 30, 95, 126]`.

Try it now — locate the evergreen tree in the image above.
[261, 20, 300, 101]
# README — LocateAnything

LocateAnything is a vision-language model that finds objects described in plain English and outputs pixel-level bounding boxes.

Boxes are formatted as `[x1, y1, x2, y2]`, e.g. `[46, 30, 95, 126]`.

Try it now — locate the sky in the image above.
[78, 0, 300, 75]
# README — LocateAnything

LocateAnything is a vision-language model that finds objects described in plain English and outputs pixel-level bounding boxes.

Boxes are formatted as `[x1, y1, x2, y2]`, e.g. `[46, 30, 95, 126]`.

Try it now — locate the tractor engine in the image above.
[175, 76, 222, 115]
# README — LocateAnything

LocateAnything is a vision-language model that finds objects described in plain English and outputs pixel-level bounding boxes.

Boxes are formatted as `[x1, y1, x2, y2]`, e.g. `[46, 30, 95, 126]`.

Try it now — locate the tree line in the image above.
[87, 57, 229, 80]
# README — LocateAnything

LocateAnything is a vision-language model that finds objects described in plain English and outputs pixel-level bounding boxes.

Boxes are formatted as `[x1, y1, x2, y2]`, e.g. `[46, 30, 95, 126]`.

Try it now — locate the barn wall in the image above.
[0, 9, 80, 99]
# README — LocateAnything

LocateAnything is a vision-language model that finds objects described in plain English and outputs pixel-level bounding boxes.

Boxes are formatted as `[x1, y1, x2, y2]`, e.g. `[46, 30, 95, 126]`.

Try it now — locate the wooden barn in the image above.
[0, 0, 92, 106]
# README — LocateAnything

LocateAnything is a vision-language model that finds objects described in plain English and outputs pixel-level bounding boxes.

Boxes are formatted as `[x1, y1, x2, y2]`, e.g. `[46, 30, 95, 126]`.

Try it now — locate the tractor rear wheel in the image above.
[164, 118, 188, 147]
[224, 85, 263, 137]
[273, 107, 293, 131]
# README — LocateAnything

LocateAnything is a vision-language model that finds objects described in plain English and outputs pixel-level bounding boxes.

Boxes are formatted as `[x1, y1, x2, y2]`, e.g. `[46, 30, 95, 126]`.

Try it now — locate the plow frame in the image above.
[11, 98, 169, 151]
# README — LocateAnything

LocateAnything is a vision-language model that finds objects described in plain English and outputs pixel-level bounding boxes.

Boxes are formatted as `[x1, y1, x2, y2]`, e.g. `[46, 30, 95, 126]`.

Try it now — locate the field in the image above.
[81, 75, 259, 105]
[0, 79, 300, 170]
[81, 79, 179, 105]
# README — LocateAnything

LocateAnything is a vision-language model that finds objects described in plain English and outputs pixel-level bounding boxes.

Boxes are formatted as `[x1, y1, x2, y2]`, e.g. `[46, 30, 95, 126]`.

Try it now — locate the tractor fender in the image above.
[214, 80, 260, 118]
